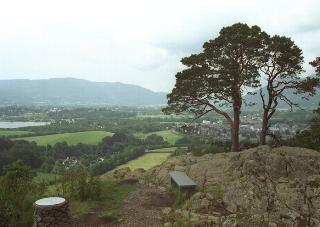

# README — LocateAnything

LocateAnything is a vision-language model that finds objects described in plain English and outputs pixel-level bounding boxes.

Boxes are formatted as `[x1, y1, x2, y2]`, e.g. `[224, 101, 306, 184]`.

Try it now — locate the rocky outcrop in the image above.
[146, 146, 320, 226]
[104, 167, 146, 183]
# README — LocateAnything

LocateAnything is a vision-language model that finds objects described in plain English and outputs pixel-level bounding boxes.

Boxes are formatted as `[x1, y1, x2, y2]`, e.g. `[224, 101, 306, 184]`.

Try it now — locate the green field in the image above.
[116, 153, 171, 170]
[0, 130, 30, 137]
[134, 130, 183, 144]
[15, 131, 113, 146]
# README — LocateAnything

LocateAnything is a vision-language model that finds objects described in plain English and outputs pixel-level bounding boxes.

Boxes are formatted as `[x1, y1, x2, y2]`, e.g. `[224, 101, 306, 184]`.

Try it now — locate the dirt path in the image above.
[114, 183, 173, 227]
[79, 183, 173, 227]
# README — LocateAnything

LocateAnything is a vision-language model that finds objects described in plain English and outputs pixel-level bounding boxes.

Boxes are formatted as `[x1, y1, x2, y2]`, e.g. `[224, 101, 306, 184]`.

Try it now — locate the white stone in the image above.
[35, 197, 65, 206]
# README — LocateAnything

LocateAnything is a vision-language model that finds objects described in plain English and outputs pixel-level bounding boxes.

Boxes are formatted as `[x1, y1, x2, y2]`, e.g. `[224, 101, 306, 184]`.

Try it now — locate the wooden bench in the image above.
[169, 171, 197, 196]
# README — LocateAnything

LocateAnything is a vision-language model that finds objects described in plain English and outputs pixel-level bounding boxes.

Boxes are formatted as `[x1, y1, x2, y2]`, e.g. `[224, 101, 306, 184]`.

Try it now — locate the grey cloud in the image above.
[0, 0, 319, 92]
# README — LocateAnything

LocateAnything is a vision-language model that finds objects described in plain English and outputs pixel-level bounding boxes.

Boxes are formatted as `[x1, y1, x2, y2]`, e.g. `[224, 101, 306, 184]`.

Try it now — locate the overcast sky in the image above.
[0, 0, 319, 92]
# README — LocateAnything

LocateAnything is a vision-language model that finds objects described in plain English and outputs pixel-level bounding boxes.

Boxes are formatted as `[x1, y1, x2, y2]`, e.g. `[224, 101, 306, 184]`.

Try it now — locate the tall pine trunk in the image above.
[260, 86, 273, 145]
[260, 109, 269, 145]
[231, 93, 241, 152]
[231, 117, 240, 152]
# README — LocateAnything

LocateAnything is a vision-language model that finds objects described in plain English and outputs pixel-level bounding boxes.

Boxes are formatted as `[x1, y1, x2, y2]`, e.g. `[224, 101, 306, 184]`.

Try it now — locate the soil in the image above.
[79, 183, 173, 227]
[114, 183, 173, 227]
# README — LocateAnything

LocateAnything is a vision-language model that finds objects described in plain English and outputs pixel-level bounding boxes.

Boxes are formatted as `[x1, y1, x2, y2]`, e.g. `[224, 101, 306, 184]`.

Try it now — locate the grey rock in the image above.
[145, 146, 320, 226]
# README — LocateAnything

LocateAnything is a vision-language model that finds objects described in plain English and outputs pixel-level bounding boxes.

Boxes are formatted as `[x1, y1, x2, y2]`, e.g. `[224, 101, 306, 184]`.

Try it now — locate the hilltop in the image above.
[0, 78, 166, 106]
[110, 146, 320, 226]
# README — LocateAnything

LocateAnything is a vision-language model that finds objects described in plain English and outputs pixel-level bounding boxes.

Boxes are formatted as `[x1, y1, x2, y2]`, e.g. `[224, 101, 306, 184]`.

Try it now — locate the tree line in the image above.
[287, 104, 320, 150]
[164, 23, 320, 152]
[0, 132, 180, 175]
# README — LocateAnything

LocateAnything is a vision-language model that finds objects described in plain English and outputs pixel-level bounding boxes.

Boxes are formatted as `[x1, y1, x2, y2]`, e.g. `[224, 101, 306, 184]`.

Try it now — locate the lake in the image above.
[0, 121, 50, 129]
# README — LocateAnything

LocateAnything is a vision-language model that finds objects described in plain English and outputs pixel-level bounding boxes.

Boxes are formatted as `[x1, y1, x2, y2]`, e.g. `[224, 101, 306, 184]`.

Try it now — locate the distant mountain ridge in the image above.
[1, 78, 318, 108]
[244, 86, 320, 108]
[0, 78, 167, 106]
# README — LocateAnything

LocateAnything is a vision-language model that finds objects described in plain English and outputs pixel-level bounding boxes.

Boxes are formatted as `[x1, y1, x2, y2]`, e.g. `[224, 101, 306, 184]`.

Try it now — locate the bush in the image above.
[171, 147, 188, 156]
[286, 128, 320, 151]
[56, 166, 102, 201]
[0, 160, 44, 227]
[145, 134, 168, 147]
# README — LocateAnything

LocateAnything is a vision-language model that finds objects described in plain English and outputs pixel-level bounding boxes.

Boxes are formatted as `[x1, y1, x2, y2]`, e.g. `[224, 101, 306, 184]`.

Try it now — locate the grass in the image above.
[116, 152, 171, 170]
[69, 181, 135, 225]
[207, 185, 225, 200]
[42, 176, 135, 225]
[171, 219, 195, 227]
[33, 172, 61, 185]
[134, 130, 183, 144]
[0, 130, 30, 137]
[14, 131, 113, 145]
[148, 146, 187, 153]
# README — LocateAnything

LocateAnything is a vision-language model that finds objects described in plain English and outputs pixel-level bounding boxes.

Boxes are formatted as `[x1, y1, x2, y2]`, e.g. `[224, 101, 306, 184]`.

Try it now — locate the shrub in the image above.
[0, 160, 44, 227]
[171, 147, 188, 156]
[145, 134, 168, 146]
[56, 166, 102, 201]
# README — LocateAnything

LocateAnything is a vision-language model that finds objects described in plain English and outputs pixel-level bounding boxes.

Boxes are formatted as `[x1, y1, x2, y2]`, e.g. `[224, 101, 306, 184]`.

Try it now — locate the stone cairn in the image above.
[33, 197, 72, 227]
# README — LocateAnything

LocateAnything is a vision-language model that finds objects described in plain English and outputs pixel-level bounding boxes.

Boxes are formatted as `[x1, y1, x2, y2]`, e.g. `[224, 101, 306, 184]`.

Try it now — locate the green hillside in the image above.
[0, 78, 166, 106]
